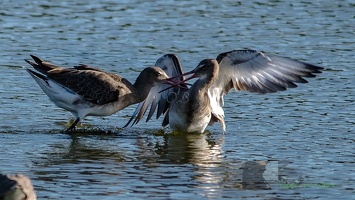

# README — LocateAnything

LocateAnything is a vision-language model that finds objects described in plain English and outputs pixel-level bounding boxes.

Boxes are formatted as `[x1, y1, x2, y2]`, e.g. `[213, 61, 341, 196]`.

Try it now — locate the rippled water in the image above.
[1, 0, 354, 199]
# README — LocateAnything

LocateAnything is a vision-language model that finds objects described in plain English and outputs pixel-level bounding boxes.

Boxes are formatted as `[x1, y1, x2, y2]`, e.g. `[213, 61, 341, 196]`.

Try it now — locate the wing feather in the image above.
[209, 49, 323, 127]
[47, 69, 123, 105]
[124, 54, 185, 127]
[214, 49, 323, 95]
[26, 55, 123, 105]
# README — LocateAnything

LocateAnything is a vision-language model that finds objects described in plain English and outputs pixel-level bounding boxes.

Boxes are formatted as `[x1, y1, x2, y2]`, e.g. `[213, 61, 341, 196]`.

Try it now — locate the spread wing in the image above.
[124, 54, 185, 127]
[208, 49, 324, 125]
[214, 50, 323, 94]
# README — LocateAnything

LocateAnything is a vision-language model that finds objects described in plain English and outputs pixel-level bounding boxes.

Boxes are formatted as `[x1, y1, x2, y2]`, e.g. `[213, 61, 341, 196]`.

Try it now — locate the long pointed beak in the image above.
[163, 79, 178, 85]
[159, 70, 198, 93]
[166, 69, 196, 82]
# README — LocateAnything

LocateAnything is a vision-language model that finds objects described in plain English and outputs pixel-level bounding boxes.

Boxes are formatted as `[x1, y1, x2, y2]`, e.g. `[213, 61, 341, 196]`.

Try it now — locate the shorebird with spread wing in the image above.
[125, 50, 323, 133]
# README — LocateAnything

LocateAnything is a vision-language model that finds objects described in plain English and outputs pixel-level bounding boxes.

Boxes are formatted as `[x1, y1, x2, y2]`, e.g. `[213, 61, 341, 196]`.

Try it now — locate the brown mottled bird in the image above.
[24, 55, 171, 131]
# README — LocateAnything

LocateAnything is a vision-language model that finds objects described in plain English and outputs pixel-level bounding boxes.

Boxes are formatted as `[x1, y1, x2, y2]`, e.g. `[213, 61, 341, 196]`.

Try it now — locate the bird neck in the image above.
[193, 72, 218, 92]
[189, 66, 219, 100]
[132, 78, 155, 103]
[188, 79, 211, 101]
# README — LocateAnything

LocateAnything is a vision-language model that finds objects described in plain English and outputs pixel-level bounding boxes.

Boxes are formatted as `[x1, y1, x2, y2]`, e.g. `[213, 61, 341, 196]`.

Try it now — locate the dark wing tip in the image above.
[307, 63, 324, 74]
[301, 63, 324, 80]
[24, 59, 33, 65]
[29, 54, 43, 64]
[123, 116, 135, 128]
[165, 53, 178, 58]
[25, 68, 48, 81]
[216, 49, 259, 63]
[25, 55, 43, 67]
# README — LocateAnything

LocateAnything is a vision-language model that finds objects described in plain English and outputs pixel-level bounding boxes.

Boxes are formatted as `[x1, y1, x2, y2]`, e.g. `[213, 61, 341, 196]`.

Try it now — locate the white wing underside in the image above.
[208, 50, 322, 130]
[125, 50, 323, 131]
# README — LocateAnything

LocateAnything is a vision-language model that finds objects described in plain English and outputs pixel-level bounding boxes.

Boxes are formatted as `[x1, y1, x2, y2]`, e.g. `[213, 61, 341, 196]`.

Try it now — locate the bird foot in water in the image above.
[65, 118, 93, 132]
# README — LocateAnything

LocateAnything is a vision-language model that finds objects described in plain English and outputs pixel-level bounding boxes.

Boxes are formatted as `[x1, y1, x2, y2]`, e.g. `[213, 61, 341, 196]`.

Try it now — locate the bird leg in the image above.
[65, 117, 80, 132]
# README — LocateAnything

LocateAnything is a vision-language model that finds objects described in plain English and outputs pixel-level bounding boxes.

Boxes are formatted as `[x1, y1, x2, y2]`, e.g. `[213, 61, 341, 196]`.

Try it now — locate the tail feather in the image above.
[24, 67, 49, 85]
[30, 54, 43, 65]
[24, 55, 60, 75]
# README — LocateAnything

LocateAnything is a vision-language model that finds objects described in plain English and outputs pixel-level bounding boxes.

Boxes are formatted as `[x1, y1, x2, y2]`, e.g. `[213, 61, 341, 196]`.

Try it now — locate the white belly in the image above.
[169, 105, 211, 133]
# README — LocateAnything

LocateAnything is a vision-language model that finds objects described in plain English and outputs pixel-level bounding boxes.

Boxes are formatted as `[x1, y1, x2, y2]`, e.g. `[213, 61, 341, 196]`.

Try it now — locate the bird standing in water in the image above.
[126, 50, 323, 133]
[25, 55, 171, 132]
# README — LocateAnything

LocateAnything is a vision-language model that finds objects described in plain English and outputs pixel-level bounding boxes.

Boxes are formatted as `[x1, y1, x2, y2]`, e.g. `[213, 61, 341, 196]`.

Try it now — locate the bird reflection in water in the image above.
[20, 132, 276, 199]
[135, 132, 273, 198]
[239, 161, 271, 190]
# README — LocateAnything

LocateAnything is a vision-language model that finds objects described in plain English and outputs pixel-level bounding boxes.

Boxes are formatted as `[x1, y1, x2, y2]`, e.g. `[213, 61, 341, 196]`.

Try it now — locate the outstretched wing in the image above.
[208, 49, 324, 125]
[214, 50, 323, 94]
[124, 54, 185, 127]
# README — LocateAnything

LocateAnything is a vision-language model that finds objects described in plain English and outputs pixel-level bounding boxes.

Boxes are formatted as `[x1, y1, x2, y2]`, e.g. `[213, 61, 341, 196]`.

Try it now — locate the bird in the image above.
[125, 50, 323, 134]
[24, 55, 172, 132]
[0, 173, 36, 200]
[123, 54, 187, 128]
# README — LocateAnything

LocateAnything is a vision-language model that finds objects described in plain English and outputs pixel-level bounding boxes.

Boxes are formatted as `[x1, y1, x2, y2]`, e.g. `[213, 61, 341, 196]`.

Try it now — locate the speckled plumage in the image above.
[25, 55, 169, 131]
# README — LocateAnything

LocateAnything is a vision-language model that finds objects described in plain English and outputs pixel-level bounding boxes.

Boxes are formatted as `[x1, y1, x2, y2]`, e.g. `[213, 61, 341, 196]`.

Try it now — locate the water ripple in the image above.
[0, 0, 354, 199]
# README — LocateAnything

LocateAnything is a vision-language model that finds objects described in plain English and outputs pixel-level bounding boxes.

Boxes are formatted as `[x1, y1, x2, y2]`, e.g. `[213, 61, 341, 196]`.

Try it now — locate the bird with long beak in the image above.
[24, 55, 174, 132]
[126, 50, 323, 133]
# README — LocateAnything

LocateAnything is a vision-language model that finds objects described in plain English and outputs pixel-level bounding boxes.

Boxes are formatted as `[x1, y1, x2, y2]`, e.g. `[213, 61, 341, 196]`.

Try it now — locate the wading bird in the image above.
[125, 50, 323, 133]
[25, 55, 172, 132]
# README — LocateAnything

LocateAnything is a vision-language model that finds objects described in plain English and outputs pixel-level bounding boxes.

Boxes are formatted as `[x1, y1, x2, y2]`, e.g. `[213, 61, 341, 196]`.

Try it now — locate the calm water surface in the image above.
[0, 0, 354, 199]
